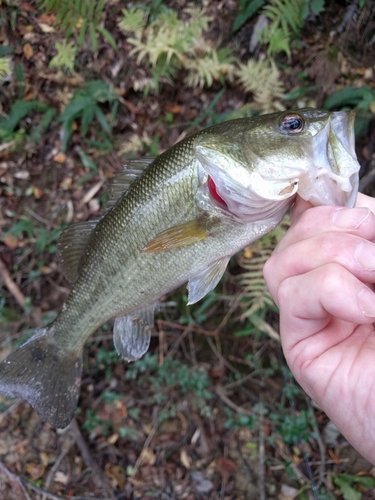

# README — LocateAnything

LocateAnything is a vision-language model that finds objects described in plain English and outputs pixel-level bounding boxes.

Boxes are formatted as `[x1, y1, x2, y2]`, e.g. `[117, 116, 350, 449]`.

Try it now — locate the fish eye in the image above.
[279, 114, 305, 134]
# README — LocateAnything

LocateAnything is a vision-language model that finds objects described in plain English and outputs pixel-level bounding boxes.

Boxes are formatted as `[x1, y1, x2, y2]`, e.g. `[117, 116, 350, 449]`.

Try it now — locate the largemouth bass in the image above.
[0, 108, 360, 427]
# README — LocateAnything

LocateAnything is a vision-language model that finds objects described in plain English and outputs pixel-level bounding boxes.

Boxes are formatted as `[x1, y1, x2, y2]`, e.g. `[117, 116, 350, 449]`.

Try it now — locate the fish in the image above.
[0, 108, 360, 428]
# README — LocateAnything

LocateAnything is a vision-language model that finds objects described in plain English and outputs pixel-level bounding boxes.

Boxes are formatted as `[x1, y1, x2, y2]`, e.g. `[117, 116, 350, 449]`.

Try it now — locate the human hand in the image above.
[263, 193, 375, 464]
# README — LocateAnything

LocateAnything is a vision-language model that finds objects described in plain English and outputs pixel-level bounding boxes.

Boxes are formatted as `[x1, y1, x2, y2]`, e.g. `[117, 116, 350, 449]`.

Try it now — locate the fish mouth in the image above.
[297, 110, 360, 208]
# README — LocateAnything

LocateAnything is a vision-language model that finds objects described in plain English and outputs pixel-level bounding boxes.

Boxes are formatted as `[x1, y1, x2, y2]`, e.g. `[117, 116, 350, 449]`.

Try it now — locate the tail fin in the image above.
[0, 328, 82, 428]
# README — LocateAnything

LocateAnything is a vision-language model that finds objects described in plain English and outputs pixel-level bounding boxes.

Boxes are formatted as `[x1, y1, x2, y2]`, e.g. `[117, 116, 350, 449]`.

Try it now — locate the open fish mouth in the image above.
[297, 110, 359, 208]
[197, 109, 360, 221]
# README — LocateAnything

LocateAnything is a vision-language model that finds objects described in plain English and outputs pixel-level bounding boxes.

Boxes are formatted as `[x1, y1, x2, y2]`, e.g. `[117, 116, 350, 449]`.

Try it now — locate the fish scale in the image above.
[0, 108, 360, 427]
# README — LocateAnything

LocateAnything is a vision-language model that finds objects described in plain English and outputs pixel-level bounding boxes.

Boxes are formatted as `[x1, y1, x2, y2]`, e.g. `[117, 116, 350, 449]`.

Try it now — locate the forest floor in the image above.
[1, 1, 375, 499]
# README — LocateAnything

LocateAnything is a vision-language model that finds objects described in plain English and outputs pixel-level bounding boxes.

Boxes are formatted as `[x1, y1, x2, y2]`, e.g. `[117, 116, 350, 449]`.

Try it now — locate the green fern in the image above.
[49, 40, 76, 72]
[127, 7, 215, 91]
[118, 7, 146, 37]
[237, 220, 289, 340]
[0, 100, 54, 143]
[235, 58, 285, 112]
[259, 0, 325, 57]
[59, 80, 118, 151]
[35, 0, 116, 50]
[184, 48, 236, 88]
[0, 57, 11, 80]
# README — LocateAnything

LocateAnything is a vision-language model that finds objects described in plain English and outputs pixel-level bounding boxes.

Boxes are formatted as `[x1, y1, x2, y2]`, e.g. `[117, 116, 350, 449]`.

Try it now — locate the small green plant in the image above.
[49, 40, 76, 72]
[232, 0, 266, 32]
[323, 86, 375, 136]
[4, 219, 66, 255]
[35, 0, 116, 51]
[269, 407, 317, 446]
[0, 99, 56, 143]
[59, 80, 119, 151]
[332, 473, 375, 500]
[122, 6, 235, 92]
[233, 0, 325, 57]
[126, 354, 212, 417]
[0, 56, 11, 80]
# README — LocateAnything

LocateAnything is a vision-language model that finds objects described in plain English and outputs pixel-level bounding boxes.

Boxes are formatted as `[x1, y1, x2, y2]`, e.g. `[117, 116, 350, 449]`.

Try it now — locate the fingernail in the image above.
[354, 242, 375, 271]
[357, 287, 375, 318]
[332, 207, 370, 230]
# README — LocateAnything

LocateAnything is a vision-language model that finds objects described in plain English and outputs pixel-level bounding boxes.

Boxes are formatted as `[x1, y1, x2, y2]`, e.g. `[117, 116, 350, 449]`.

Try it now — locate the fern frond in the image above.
[49, 40, 76, 72]
[235, 58, 285, 112]
[237, 218, 289, 339]
[0, 57, 12, 80]
[118, 8, 146, 36]
[184, 49, 235, 88]
[260, 0, 307, 56]
[118, 132, 152, 156]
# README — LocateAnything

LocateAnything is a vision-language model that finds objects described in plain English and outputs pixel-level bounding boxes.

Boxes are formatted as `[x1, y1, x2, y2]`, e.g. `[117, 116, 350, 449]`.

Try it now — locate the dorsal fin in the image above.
[103, 157, 155, 213]
[57, 219, 99, 282]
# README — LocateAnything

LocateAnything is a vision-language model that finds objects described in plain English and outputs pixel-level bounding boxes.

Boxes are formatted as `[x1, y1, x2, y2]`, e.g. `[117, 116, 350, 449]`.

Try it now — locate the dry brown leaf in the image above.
[138, 447, 156, 466]
[54, 152, 66, 163]
[32, 184, 43, 199]
[180, 449, 192, 469]
[4, 235, 19, 250]
[60, 177, 72, 190]
[38, 22, 56, 33]
[54, 471, 69, 484]
[38, 14, 56, 24]
[26, 463, 45, 480]
[23, 43, 33, 59]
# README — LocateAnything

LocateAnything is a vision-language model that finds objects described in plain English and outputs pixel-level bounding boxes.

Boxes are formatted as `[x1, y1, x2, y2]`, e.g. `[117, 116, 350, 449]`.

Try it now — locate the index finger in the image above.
[275, 201, 375, 254]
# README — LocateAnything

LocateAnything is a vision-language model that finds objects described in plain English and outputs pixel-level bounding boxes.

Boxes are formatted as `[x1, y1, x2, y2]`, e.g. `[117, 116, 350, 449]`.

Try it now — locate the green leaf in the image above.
[232, 0, 265, 32]
[323, 86, 375, 109]
[0, 45, 13, 57]
[89, 22, 97, 52]
[96, 25, 118, 51]
[93, 106, 111, 134]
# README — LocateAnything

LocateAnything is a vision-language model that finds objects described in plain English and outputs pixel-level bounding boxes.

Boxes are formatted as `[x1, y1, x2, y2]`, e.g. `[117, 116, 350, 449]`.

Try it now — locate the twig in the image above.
[214, 385, 254, 417]
[0, 461, 32, 500]
[305, 397, 326, 489]
[258, 406, 266, 500]
[0, 257, 25, 308]
[68, 418, 116, 498]
[156, 319, 217, 337]
[42, 430, 75, 499]
[206, 334, 240, 375]
[25, 207, 57, 228]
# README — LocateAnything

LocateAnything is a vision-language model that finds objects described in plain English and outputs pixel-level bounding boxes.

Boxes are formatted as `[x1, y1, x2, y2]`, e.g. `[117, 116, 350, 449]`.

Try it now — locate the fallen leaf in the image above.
[54, 152, 66, 163]
[26, 463, 45, 480]
[4, 235, 19, 249]
[32, 184, 43, 199]
[38, 14, 56, 24]
[54, 471, 69, 484]
[23, 43, 33, 59]
[38, 22, 56, 33]
[180, 449, 192, 469]
[138, 447, 156, 466]
[60, 177, 72, 190]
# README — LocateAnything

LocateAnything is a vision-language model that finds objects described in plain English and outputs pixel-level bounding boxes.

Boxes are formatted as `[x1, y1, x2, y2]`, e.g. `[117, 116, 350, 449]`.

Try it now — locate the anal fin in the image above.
[187, 256, 230, 305]
[113, 304, 157, 362]
[142, 217, 209, 253]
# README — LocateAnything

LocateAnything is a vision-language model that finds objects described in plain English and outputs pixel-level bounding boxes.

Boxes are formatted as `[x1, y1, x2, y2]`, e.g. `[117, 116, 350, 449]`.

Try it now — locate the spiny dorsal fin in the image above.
[103, 157, 155, 213]
[57, 219, 99, 282]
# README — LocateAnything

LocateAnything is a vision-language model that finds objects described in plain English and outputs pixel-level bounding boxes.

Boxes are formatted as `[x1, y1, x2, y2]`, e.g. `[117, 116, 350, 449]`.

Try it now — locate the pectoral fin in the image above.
[187, 256, 230, 305]
[113, 304, 157, 362]
[142, 217, 209, 253]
